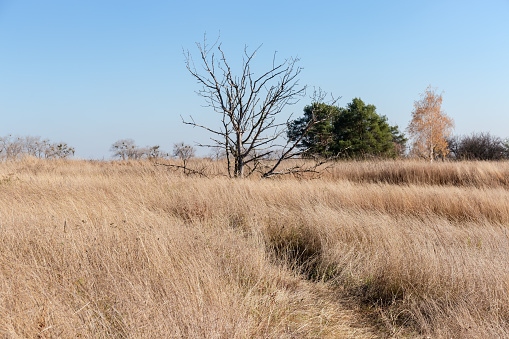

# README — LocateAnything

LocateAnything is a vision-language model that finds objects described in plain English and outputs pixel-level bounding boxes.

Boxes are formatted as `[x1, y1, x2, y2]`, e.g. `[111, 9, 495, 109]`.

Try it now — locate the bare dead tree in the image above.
[184, 35, 336, 178]
[173, 142, 195, 174]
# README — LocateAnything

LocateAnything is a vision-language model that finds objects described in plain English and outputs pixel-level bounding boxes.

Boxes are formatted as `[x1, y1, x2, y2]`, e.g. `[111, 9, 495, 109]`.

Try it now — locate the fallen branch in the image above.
[155, 162, 209, 178]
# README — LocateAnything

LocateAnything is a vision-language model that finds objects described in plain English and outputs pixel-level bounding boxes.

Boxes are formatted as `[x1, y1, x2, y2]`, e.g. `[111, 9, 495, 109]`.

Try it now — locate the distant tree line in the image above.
[0, 135, 74, 160]
[3, 100, 508, 164]
[2, 129, 507, 164]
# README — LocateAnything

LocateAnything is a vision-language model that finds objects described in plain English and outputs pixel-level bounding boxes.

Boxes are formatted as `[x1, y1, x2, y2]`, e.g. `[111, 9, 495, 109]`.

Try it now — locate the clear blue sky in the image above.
[1, 0, 508, 159]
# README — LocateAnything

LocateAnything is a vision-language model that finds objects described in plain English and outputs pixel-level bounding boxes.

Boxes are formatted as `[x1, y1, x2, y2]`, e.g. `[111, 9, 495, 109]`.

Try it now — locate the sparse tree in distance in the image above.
[173, 142, 195, 174]
[110, 139, 165, 160]
[111, 139, 138, 160]
[184, 35, 335, 178]
[147, 145, 164, 160]
[156, 142, 206, 176]
[208, 147, 226, 161]
[45, 142, 75, 159]
[0, 135, 24, 159]
[407, 85, 454, 161]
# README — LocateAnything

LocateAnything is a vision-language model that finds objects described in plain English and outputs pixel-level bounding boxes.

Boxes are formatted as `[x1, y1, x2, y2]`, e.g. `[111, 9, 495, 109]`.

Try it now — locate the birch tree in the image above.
[407, 85, 454, 161]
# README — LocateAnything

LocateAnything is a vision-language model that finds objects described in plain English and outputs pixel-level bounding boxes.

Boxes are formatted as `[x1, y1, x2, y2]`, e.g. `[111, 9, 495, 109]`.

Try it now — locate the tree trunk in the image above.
[235, 131, 244, 177]
[234, 156, 244, 178]
[238, 159, 244, 178]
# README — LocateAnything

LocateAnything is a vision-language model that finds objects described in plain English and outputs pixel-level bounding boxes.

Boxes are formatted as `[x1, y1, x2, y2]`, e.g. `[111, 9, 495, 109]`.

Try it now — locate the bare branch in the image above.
[155, 162, 208, 178]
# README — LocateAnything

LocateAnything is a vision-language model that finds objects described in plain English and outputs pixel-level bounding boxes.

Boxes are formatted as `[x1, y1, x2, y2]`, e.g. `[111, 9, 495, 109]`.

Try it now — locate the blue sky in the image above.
[0, 0, 508, 159]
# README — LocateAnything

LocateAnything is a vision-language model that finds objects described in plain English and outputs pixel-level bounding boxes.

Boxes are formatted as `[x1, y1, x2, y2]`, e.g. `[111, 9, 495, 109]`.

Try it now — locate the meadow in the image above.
[1, 158, 509, 338]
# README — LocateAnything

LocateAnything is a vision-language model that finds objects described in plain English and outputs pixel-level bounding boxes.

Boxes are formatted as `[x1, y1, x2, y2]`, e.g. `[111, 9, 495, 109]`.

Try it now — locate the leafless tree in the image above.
[155, 142, 207, 177]
[147, 145, 166, 160]
[448, 132, 508, 160]
[0, 135, 22, 159]
[110, 139, 168, 160]
[184, 36, 335, 178]
[0, 135, 75, 160]
[45, 142, 75, 159]
[172, 142, 196, 174]
[208, 147, 226, 161]
[110, 139, 148, 160]
[173, 142, 195, 161]
[111, 139, 137, 160]
[21, 136, 41, 157]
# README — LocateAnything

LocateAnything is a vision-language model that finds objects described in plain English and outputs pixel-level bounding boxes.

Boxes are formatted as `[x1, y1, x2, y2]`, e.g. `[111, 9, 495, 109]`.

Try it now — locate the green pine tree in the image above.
[288, 98, 406, 158]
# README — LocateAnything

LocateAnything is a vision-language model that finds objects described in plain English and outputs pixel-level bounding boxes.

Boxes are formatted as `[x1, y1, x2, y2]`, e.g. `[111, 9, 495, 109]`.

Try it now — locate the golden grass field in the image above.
[1, 158, 509, 338]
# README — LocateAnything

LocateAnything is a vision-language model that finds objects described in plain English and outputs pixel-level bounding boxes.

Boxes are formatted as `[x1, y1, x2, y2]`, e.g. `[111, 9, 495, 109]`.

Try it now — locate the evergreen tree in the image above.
[287, 103, 340, 157]
[288, 98, 405, 158]
[331, 98, 397, 157]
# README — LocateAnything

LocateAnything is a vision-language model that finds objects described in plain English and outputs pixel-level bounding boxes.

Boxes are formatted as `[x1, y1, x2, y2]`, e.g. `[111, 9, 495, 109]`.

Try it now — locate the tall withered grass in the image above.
[1, 158, 509, 337]
[325, 159, 509, 187]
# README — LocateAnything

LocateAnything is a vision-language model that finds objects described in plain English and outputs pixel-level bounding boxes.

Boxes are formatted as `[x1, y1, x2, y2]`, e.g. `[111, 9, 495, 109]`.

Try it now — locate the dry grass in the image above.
[325, 159, 509, 188]
[1, 158, 509, 338]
